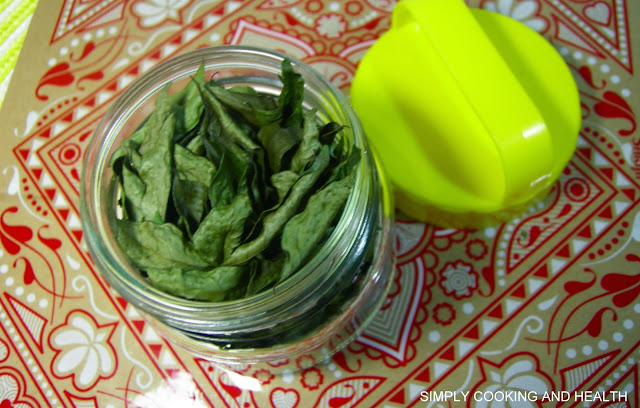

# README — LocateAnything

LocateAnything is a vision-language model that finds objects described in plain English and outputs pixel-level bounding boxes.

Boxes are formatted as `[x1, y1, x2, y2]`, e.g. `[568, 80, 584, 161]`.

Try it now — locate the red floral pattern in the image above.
[0, 0, 637, 406]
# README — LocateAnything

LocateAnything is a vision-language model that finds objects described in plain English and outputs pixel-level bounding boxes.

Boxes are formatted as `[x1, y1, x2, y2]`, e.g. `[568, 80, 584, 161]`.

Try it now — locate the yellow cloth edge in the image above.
[0, 24, 30, 82]
[0, 0, 36, 47]
[0, 0, 38, 109]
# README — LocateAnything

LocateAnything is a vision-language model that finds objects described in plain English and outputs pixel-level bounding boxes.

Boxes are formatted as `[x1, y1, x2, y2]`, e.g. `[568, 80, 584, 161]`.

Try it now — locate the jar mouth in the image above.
[80, 46, 377, 332]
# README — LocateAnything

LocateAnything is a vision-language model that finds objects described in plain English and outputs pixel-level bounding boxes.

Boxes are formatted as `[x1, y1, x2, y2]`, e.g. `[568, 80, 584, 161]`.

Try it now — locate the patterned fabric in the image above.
[0, 0, 37, 109]
[0, 0, 638, 407]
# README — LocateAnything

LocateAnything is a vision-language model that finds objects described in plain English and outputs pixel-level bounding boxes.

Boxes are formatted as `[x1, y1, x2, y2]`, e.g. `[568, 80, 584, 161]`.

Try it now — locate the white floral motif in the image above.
[50, 311, 117, 391]
[0, 368, 34, 408]
[315, 13, 347, 39]
[472, 354, 553, 408]
[132, 0, 190, 27]
[0, 374, 20, 405]
[482, 0, 546, 32]
[0, 339, 8, 362]
[440, 261, 477, 299]
[0, 370, 36, 408]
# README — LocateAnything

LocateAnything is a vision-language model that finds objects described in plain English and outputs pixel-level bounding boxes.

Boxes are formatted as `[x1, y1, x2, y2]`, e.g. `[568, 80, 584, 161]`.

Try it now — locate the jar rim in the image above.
[80, 45, 377, 332]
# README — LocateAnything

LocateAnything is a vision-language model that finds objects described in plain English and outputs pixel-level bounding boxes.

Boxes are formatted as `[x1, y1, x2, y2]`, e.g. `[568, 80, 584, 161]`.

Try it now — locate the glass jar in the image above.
[80, 46, 395, 370]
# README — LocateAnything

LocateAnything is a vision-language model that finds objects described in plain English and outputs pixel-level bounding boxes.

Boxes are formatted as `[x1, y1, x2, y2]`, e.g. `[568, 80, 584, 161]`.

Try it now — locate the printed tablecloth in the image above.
[0, 0, 638, 407]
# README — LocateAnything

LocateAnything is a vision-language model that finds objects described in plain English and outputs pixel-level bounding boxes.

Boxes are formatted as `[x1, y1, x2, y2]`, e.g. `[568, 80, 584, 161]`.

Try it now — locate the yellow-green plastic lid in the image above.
[350, 0, 581, 228]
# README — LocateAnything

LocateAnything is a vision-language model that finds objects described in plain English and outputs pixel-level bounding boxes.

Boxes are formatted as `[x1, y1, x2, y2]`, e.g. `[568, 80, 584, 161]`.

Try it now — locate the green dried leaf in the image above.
[318, 122, 344, 145]
[121, 165, 145, 222]
[197, 80, 259, 152]
[192, 181, 252, 265]
[135, 86, 175, 222]
[290, 109, 322, 173]
[185, 134, 205, 156]
[208, 153, 235, 209]
[257, 122, 302, 173]
[326, 145, 361, 185]
[246, 255, 284, 295]
[223, 178, 254, 259]
[168, 63, 205, 138]
[174, 144, 216, 185]
[110, 125, 146, 170]
[280, 168, 355, 280]
[115, 220, 209, 270]
[207, 81, 281, 126]
[146, 265, 247, 301]
[278, 59, 305, 128]
[270, 170, 298, 202]
[172, 175, 208, 236]
[223, 146, 330, 266]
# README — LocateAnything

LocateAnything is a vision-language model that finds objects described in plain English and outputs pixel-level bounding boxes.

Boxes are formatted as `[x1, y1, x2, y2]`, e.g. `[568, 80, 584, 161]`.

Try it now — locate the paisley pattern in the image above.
[0, 0, 637, 406]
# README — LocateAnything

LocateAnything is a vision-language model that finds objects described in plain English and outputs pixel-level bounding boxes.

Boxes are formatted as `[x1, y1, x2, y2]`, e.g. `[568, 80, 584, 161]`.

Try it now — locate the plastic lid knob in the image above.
[350, 0, 581, 228]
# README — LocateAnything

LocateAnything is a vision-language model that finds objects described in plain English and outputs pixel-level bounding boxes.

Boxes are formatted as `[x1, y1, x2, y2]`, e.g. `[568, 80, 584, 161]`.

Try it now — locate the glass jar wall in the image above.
[80, 46, 395, 370]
